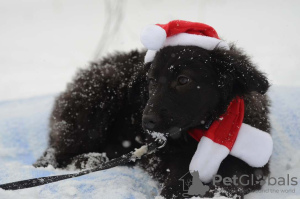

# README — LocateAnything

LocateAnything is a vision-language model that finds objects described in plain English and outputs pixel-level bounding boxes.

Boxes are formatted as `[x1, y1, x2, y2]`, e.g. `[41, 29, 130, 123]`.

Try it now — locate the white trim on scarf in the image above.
[230, 123, 273, 167]
[189, 136, 230, 183]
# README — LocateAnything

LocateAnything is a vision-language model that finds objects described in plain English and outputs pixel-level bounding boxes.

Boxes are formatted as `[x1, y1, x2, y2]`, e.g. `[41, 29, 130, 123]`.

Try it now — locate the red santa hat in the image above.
[140, 20, 229, 63]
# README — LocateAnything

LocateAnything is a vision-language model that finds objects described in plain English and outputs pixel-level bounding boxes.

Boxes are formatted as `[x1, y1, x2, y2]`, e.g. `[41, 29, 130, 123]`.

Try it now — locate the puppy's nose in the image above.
[142, 115, 160, 130]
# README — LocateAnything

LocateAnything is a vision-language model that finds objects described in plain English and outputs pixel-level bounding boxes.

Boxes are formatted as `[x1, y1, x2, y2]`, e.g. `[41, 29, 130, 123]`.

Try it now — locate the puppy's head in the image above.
[142, 45, 269, 137]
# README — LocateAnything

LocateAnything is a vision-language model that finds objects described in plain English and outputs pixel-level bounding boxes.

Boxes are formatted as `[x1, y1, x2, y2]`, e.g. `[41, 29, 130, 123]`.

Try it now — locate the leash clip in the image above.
[156, 138, 167, 149]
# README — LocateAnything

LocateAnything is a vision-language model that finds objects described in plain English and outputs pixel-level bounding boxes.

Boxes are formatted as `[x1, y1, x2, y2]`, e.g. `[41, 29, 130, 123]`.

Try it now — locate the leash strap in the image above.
[0, 142, 161, 190]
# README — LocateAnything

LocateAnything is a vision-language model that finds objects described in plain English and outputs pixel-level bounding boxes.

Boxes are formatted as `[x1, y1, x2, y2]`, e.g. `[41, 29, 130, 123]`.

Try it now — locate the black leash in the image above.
[0, 141, 163, 191]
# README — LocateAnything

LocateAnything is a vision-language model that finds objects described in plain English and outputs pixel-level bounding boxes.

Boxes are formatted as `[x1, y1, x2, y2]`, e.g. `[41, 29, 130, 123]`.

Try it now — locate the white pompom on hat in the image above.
[140, 24, 167, 50]
[140, 20, 230, 63]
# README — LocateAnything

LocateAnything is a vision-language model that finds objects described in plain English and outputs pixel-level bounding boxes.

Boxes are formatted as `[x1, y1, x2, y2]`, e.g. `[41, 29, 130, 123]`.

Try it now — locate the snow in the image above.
[0, 86, 299, 198]
[1, 0, 300, 101]
[0, 95, 160, 199]
[132, 145, 149, 160]
[0, 0, 300, 198]
[122, 140, 132, 148]
[245, 86, 300, 199]
[149, 131, 168, 142]
[66, 152, 109, 171]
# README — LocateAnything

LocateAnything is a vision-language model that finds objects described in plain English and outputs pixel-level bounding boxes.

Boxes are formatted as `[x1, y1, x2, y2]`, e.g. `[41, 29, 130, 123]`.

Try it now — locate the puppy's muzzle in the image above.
[142, 114, 160, 130]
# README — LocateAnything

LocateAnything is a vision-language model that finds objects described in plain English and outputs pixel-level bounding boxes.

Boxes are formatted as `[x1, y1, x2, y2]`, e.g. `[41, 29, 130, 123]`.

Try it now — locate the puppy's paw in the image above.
[67, 152, 109, 170]
[33, 148, 58, 168]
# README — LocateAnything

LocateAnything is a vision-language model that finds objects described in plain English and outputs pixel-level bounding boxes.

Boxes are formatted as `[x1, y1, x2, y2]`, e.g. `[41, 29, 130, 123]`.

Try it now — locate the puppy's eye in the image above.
[177, 76, 190, 85]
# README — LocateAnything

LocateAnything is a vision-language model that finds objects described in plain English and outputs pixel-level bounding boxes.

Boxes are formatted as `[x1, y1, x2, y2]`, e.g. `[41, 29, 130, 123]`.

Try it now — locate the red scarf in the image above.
[188, 97, 244, 150]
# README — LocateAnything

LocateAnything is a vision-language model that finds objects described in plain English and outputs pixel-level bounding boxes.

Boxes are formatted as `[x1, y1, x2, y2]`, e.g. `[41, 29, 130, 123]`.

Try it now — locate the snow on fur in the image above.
[0, 86, 300, 198]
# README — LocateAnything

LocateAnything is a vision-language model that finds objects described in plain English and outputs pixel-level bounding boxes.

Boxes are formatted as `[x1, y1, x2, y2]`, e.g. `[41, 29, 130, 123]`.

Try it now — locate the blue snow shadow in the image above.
[0, 94, 159, 198]
[0, 86, 300, 198]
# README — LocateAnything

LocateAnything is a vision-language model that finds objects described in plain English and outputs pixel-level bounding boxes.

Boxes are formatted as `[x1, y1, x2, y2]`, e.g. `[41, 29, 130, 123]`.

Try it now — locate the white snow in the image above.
[0, 0, 300, 198]
[122, 140, 132, 148]
[0, 96, 159, 198]
[0, 0, 300, 101]
[132, 145, 148, 160]
[0, 87, 299, 198]
[149, 131, 168, 142]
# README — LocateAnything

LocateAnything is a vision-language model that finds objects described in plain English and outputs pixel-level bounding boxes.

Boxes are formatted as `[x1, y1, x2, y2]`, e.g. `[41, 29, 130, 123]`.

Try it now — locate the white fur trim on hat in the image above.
[189, 136, 230, 183]
[140, 25, 166, 50]
[144, 50, 157, 64]
[144, 33, 229, 63]
[230, 123, 273, 167]
[164, 33, 229, 51]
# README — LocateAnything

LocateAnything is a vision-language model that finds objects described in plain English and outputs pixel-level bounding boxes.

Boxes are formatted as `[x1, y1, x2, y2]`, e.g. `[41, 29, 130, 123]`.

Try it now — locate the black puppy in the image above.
[34, 44, 270, 198]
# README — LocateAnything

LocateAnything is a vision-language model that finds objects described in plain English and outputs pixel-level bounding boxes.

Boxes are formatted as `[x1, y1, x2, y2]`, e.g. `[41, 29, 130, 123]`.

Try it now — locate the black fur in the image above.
[34, 45, 271, 198]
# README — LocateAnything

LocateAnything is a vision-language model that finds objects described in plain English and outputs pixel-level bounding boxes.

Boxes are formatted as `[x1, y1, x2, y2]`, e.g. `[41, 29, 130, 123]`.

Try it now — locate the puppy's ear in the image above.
[233, 60, 269, 95]
[212, 45, 270, 97]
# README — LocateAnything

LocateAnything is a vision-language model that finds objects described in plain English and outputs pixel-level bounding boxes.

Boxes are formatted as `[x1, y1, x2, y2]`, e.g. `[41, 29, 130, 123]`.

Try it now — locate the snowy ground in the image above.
[0, 0, 300, 198]
[0, 87, 299, 199]
[0, 95, 160, 198]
